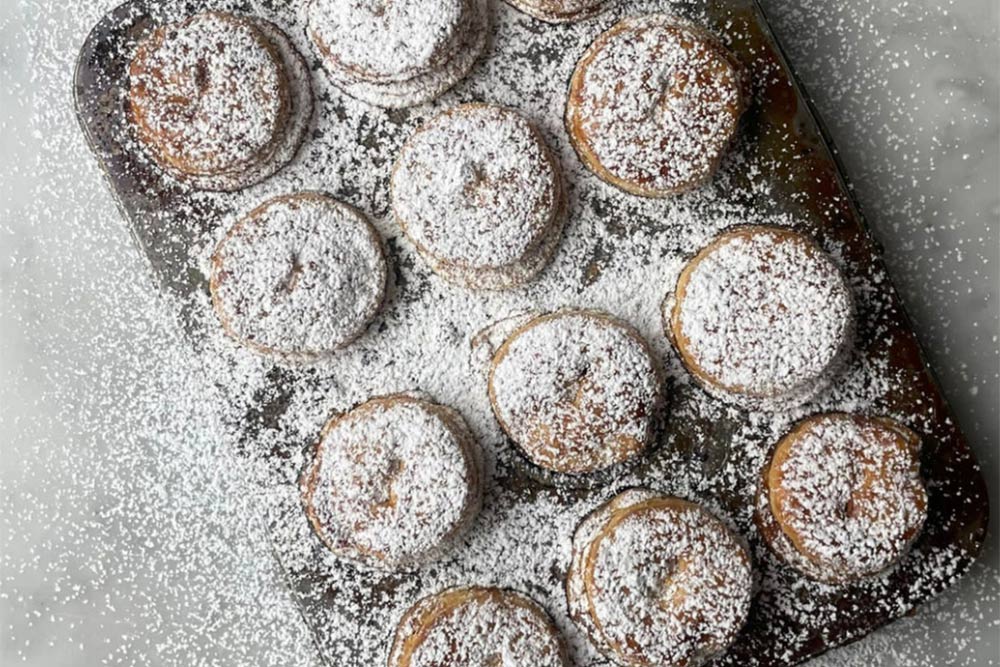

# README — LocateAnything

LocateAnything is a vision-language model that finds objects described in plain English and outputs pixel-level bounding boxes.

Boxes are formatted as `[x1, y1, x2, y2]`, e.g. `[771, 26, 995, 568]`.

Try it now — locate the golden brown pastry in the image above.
[389, 587, 567, 667]
[488, 309, 662, 474]
[306, 0, 487, 108]
[302, 394, 483, 570]
[566, 14, 746, 197]
[504, 0, 607, 23]
[755, 413, 928, 584]
[210, 192, 387, 360]
[128, 11, 311, 191]
[391, 103, 565, 289]
[667, 225, 855, 407]
[567, 489, 753, 667]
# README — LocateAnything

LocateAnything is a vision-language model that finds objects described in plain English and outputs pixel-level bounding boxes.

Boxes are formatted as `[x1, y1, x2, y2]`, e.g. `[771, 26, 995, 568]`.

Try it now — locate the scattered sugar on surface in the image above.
[0, 0, 996, 666]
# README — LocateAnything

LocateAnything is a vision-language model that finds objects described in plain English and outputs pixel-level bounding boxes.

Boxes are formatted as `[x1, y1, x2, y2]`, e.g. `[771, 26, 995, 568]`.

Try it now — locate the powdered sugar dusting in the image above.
[3, 0, 992, 665]
[504, 0, 607, 23]
[672, 226, 856, 404]
[304, 395, 481, 569]
[307, 0, 468, 81]
[79, 0, 987, 662]
[489, 310, 661, 473]
[129, 12, 286, 176]
[762, 414, 928, 584]
[392, 103, 561, 280]
[67, 0, 989, 663]
[567, 13, 745, 196]
[210, 193, 387, 358]
[567, 490, 753, 667]
[389, 587, 567, 666]
[306, 0, 488, 108]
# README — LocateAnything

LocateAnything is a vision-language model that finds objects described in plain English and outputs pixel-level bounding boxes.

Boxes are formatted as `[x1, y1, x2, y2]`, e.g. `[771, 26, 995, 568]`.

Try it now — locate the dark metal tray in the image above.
[74, 0, 990, 665]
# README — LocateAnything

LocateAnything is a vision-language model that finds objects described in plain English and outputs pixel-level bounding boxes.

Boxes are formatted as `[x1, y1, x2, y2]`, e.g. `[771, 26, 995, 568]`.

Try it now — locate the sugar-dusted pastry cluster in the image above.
[122, 7, 932, 667]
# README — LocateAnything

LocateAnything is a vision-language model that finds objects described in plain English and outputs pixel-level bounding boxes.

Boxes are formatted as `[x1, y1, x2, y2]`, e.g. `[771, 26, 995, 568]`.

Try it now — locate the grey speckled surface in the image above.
[1, 0, 997, 665]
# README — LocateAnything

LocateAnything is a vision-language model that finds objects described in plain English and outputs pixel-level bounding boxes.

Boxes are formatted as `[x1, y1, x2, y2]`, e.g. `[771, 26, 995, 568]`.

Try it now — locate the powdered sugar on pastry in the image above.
[215, 18, 314, 192]
[389, 587, 567, 667]
[210, 192, 387, 359]
[307, 0, 466, 82]
[306, 0, 487, 107]
[303, 395, 483, 569]
[129, 12, 288, 178]
[128, 11, 313, 191]
[504, 0, 608, 23]
[392, 103, 564, 289]
[489, 310, 662, 474]
[758, 413, 928, 584]
[566, 14, 746, 196]
[669, 226, 856, 406]
[566, 490, 752, 667]
[54, 0, 991, 665]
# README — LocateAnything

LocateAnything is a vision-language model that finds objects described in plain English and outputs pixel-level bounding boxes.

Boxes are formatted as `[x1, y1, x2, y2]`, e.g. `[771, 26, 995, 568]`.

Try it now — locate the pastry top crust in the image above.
[129, 11, 289, 177]
[567, 489, 753, 667]
[302, 394, 482, 569]
[210, 192, 387, 359]
[307, 0, 470, 83]
[488, 309, 662, 474]
[391, 103, 562, 277]
[389, 587, 567, 667]
[757, 413, 928, 584]
[505, 0, 607, 23]
[566, 14, 746, 196]
[669, 225, 855, 403]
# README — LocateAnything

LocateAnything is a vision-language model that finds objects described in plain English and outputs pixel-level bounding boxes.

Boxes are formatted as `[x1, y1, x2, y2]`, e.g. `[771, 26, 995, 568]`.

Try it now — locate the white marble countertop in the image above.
[0, 1, 996, 665]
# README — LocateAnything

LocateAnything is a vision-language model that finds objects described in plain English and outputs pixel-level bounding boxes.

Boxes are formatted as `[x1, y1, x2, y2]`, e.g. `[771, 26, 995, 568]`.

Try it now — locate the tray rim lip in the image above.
[70, 0, 993, 664]
[73, 0, 161, 280]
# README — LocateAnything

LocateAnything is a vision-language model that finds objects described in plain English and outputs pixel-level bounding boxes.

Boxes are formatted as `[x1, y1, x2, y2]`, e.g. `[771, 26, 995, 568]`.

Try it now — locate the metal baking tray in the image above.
[74, 0, 990, 665]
